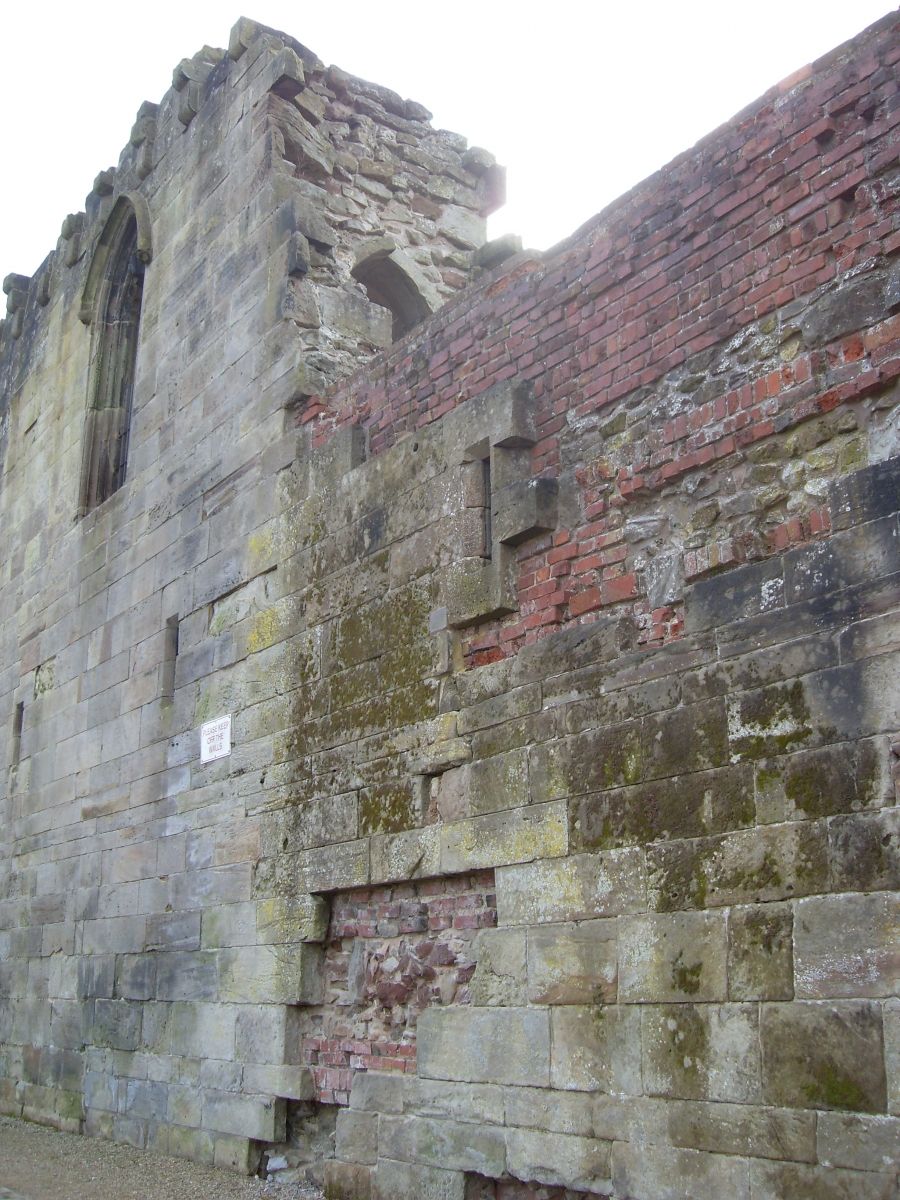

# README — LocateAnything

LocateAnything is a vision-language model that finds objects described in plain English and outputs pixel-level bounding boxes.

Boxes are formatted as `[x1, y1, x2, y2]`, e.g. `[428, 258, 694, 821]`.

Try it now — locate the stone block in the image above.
[213, 1133, 260, 1175]
[234, 1005, 299, 1064]
[370, 826, 440, 885]
[573, 764, 754, 850]
[667, 1099, 816, 1163]
[469, 928, 527, 1006]
[687, 556, 784, 635]
[828, 809, 900, 893]
[167, 1083, 202, 1127]
[749, 1161, 896, 1200]
[550, 1004, 641, 1094]
[283, 840, 370, 893]
[378, 1114, 505, 1177]
[795, 892, 898, 998]
[648, 821, 827, 911]
[529, 723, 643, 800]
[256, 893, 329, 943]
[784, 516, 899, 604]
[350, 1071, 404, 1114]
[506, 1128, 611, 1192]
[828, 459, 900, 532]
[325, 1160, 373, 1200]
[727, 903, 794, 1000]
[154, 951, 219, 1001]
[167, 1124, 215, 1166]
[527, 920, 617, 1004]
[417, 1007, 549, 1087]
[887, 997, 900, 1116]
[241, 1064, 313, 1100]
[817, 1111, 900, 1172]
[642, 1003, 760, 1102]
[404, 1078, 505, 1126]
[91, 999, 142, 1051]
[439, 801, 567, 873]
[142, 1001, 235, 1060]
[760, 1001, 887, 1112]
[496, 849, 646, 924]
[619, 912, 726, 1002]
[218, 944, 323, 1004]
[372, 1159, 463, 1200]
[336, 1108, 378, 1164]
[200, 903, 257, 948]
[504, 1086, 593, 1136]
[201, 1090, 285, 1141]
[436, 748, 529, 820]
[613, 1142, 751, 1200]
[145, 911, 201, 952]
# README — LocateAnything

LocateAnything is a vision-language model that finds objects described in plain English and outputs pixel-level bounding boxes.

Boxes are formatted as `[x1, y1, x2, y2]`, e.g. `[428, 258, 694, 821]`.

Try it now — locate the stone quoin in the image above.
[1, 13, 898, 1200]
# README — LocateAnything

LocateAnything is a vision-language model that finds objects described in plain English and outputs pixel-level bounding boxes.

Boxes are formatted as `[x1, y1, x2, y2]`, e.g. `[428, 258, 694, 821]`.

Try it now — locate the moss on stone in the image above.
[802, 1064, 870, 1112]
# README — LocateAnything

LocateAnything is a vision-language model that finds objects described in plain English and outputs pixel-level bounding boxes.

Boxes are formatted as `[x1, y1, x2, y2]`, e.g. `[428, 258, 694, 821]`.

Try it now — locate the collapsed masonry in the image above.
[1, 13, 898, 1200]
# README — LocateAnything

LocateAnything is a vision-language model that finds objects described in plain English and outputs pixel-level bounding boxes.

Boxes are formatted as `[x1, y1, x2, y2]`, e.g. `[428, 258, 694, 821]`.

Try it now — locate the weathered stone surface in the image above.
[417, 1008, 549, 1088]
[377, 1114, 505, 1176]
[816, 1111, 900, 1172]
[505, 1128, 611, 1192]
[612, 1142, 751, 1200]
[2, 11, 898, 1192]
[372, 1159, 463, 1200]
[760, 1001, 887, 1112]
[749, 1161, 897, 1200]
[504, 1086, 594, 1137]
[201, 1091, 285, 1141]
[794, 892, 899, 998]
[469, 928, 527, 1006]
[495, 849, 646, 924]
[727, 903, 794, 1000]
[642, 1004, 760, 1102]
[550, 1005, 641, 1094]
[218, 944, 323, 1004]
[619, 912, 726, 1002]
[439, 801, 567, 873]
[336, 1109, 378, 1165]
[527, 920, 617, 1004]
[666, 1099, 816, 1163]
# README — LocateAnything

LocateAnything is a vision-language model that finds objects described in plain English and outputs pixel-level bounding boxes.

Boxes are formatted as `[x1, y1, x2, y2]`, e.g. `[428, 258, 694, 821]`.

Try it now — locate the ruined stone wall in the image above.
[1, 12, 899, 1200]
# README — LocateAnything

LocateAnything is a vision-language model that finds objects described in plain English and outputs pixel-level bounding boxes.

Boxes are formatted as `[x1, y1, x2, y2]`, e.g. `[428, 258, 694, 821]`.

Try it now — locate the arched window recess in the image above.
[77, 193, 152, 516]
[351, 241, 439, 342]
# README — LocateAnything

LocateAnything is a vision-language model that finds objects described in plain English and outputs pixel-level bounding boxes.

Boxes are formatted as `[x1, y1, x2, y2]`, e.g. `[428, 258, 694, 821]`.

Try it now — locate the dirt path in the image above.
[0, 1118, 324, 1200]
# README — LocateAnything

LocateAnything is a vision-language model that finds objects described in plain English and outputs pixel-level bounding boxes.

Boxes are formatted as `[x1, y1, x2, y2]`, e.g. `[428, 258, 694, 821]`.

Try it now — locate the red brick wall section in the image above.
[302, 872, 496, 1104]
[299, 13, 899, 665]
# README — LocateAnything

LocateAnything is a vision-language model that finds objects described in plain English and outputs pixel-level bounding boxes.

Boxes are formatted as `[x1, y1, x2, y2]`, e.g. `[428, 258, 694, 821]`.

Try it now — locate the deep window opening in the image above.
[351, 254, 431, 342]
[79, 207, 146, 514]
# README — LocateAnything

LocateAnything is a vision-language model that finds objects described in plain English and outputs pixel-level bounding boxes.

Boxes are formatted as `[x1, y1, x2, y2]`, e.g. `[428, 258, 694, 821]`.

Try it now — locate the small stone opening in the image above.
[351, 252, 432, 342]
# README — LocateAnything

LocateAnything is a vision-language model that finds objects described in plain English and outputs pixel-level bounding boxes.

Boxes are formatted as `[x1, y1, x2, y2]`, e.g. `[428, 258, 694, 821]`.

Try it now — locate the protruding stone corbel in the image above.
[61, 213, 86, 268]
[130, 101, 158, 180]
[173, 49, 223, 127]
[2, 274, 30, 339]
[92, 169, 116, 198]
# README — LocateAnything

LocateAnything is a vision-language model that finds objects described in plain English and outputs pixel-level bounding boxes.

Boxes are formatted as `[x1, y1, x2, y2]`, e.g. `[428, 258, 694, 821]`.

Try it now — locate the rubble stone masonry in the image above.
[1, 12, 898, 1200]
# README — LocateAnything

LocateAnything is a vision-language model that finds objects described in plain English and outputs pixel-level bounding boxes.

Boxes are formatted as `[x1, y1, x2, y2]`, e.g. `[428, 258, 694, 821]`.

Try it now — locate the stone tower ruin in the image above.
[1, 13, 898, 1200]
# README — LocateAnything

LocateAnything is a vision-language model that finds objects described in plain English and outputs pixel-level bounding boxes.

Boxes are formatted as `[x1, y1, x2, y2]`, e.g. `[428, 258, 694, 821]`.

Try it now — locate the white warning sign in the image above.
[200, 714, 232, 763]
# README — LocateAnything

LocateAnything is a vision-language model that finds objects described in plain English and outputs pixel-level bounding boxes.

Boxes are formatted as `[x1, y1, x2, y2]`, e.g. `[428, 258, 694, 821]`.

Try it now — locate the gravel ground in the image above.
[0, 1117, 324, 1200]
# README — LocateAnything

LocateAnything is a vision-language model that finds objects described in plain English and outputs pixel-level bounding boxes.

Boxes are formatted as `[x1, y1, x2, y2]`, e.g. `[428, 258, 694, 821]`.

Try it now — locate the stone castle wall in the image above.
[0, 13, 898, 1200]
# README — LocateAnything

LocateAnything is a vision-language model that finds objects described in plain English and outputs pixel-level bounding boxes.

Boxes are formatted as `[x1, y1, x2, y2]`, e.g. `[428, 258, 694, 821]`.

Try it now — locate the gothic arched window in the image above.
[78, 193, 151, 515]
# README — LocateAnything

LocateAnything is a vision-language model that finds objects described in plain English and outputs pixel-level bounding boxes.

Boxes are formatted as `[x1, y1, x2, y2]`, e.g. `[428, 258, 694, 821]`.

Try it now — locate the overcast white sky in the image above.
[1, 2, 894, 280]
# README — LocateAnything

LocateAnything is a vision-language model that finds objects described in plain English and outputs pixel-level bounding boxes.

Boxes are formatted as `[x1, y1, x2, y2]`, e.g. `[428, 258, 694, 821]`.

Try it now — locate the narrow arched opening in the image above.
[78, 198, 149, 515]
[351, 250, 434, 342]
